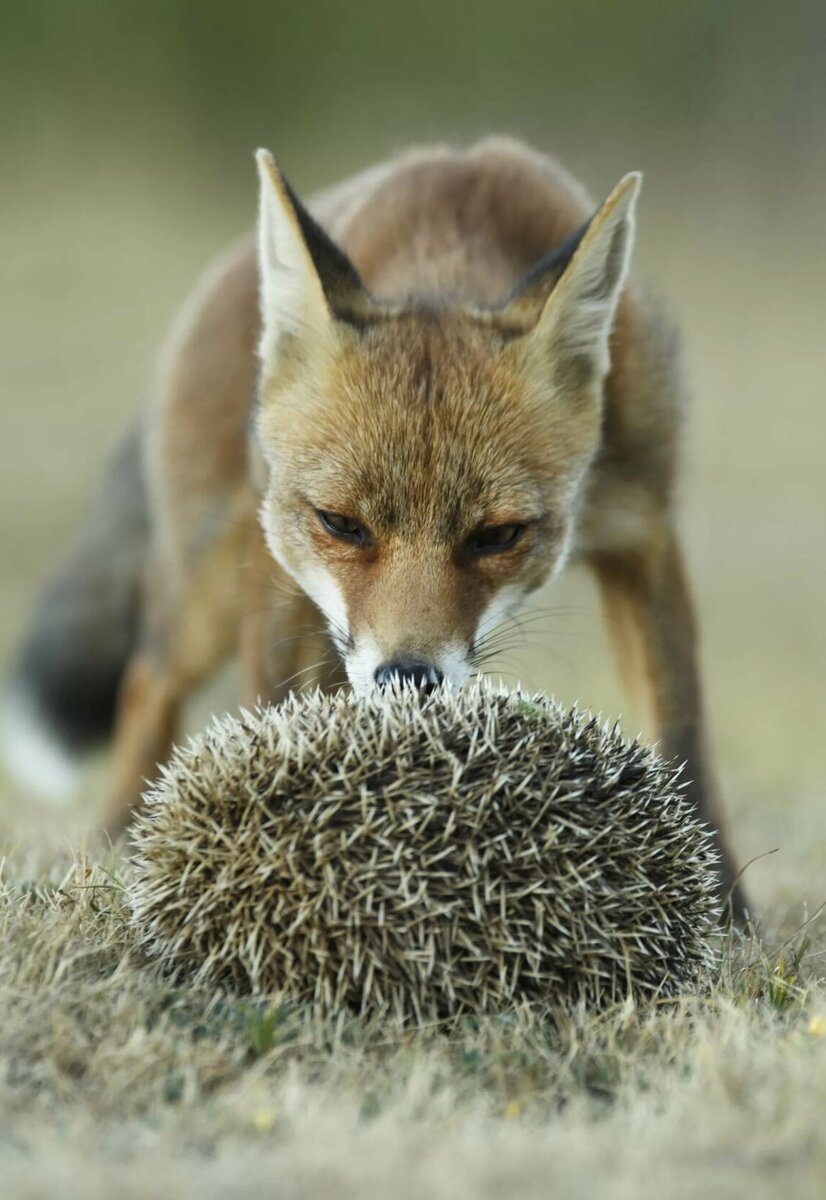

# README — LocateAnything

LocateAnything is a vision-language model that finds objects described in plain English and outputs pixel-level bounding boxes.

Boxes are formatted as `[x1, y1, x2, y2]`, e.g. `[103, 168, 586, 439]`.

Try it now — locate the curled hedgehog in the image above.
[129, 682, 720, 1021]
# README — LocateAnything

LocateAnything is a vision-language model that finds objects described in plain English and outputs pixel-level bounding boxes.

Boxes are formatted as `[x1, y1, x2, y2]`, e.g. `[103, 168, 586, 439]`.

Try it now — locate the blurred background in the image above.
[1, 1, 824, 912]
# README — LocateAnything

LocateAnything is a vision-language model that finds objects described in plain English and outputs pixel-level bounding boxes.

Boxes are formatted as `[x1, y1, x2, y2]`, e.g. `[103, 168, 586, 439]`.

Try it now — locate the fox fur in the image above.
[2, 136, 746, 917]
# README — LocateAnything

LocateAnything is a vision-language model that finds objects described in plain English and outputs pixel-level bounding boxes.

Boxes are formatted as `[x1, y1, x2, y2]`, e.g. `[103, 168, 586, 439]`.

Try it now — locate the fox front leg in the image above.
[239, 522, 347, 705]
[590, 523, 748, 923]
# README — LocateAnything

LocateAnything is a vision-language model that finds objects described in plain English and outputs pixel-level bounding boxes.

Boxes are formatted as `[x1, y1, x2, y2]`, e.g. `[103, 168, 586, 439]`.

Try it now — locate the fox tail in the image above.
[1, 424, 149, 800]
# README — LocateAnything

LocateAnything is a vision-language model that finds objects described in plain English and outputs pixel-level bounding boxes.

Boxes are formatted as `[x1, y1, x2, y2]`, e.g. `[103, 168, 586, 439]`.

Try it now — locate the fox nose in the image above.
[374, 660, 444, 692]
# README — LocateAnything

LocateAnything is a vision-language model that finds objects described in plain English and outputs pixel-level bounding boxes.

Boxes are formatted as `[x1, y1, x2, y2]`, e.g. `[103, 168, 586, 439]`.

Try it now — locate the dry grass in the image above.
[0, 853, 824, 1199]
[1, 145, 825, 1196]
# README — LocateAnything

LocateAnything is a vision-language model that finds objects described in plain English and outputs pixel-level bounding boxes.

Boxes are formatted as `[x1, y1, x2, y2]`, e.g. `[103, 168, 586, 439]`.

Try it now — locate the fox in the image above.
[2, 136, 746, 918]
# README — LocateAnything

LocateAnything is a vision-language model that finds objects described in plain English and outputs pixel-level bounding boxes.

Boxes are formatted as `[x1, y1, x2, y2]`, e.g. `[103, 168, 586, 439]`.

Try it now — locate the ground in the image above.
[0, 149, 824, 1198]
[1, 857, 824, 1199]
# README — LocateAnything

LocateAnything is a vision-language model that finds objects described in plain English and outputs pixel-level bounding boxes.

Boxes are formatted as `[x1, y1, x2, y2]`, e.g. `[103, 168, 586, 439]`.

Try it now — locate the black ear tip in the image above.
[256, 157, 376, 323]
[277, 178, 372, 316]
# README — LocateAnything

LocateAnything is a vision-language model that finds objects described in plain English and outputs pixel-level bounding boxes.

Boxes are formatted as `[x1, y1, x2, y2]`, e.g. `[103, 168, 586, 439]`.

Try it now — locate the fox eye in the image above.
[317, 509, 371, 547]
[466, 523, 526, 556]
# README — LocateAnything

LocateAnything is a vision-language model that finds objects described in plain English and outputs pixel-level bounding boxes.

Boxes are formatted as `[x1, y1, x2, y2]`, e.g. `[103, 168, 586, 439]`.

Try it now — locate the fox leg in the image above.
[238, 536, 334, 706]
[240, 604, 341, 706]
[107, 652, 179, 832]
[106, 521, 247, 832]
[590, 521, 748, 922]
[239, 532, 347, 705]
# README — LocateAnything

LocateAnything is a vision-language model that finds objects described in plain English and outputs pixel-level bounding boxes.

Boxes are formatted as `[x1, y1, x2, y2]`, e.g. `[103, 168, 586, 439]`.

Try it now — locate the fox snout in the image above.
[343, 629, 474, 696]
[374, 660, 444, 692]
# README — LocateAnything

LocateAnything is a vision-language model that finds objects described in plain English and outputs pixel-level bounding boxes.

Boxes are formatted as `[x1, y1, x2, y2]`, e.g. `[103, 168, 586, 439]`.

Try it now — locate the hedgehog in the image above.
[128, 682, 721, 1021]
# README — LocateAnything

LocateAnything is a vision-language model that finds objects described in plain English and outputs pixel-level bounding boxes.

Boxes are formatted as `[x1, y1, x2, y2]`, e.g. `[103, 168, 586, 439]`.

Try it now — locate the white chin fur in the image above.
[344, 633, 384, 696]
[0, 689, 80, 803]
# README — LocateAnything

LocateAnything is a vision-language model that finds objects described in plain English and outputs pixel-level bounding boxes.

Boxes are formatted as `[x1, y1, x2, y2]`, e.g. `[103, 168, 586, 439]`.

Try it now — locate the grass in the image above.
[4, 799, 817, 1199]
[1, 142, 825, 1196]
[0, 854, 824, 1198]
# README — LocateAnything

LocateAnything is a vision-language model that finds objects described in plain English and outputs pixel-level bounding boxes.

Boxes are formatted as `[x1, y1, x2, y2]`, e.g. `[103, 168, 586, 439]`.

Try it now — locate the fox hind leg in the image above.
[109, 519, 345, 833]
[107, 653, 179, 834]
[106, 522, 247, 833]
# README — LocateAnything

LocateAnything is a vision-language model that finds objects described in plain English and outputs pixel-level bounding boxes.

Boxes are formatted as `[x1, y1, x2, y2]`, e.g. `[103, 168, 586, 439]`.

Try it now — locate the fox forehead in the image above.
[259, 310, 581, 535]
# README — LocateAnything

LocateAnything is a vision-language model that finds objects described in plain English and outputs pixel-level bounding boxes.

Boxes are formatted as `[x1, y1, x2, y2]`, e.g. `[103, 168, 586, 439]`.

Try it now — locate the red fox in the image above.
[2, 136, 746, 916]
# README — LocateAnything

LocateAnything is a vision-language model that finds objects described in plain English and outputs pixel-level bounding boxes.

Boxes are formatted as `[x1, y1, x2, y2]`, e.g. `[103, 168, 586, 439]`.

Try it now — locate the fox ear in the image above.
[256, 149, 371, 365]
[518, 172, 641, 386]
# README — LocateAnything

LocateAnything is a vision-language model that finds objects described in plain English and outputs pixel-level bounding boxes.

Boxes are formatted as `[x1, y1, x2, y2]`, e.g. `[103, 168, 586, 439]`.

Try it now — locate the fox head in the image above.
[253, 150, 640, 694]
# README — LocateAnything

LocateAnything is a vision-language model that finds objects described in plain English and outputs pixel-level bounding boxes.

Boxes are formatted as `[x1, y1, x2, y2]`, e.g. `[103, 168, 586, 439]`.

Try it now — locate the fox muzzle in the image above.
[374, 660, 444, 692]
